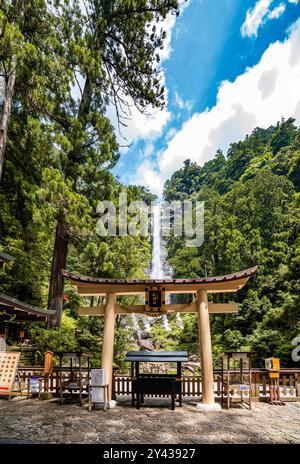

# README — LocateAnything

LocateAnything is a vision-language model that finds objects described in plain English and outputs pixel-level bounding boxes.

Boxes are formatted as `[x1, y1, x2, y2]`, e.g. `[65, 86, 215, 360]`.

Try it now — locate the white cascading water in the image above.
[131, 203, 164, 336]
[143, 315, 151, 332]
[176, 311, 184, 329]
[151, 203, 164, 278]
[150, 203, 171, 332]
[131, 202, 184, 336]
[131, 313, 141, 339]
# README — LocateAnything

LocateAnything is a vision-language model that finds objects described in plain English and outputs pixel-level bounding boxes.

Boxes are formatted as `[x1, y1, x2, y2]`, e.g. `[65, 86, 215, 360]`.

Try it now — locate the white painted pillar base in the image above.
[196, 402, 221, 412]
[94, 400, 117, 410]
[108, 400, 117, 408]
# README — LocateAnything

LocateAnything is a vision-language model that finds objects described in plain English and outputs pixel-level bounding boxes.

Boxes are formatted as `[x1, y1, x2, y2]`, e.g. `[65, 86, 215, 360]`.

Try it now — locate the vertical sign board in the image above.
[44, 351, 54, 392]
[145, 286, 166, 315]
[91, 369, 106, 403]
[265, 357, 280, 378]
[0, 352, 20, 395]
[44, 351, 53, 375]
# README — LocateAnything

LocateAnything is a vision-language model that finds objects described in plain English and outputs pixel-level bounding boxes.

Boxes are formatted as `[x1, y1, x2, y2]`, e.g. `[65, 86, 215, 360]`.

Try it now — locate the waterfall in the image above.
[131, 202, 184, 338]
[131, 313, 141, 340]
[131, 204, 163, 337]
[150, 203, 171, 332]
[143, 315, 151, 332]
[176, 312, 184, 329]
[151, 203, 164, 278]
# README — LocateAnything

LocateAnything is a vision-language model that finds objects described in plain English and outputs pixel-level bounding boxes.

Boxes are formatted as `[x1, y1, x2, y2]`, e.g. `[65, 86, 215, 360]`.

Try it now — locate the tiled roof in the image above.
[62, 266, 258, 286]
[0, 293, 55, 320]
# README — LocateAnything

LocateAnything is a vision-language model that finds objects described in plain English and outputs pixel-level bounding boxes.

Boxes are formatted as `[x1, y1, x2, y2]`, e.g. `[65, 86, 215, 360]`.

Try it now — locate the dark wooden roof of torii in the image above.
[62, 266, 258, 295]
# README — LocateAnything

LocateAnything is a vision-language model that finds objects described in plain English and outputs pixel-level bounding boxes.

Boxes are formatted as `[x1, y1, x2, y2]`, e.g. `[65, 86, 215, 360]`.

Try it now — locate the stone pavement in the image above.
[0, 397, 299, 444]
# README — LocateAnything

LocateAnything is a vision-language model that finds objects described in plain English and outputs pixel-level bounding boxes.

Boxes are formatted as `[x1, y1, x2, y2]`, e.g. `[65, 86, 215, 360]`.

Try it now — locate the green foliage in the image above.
[114, 316, 136, 372]
[150, 314, 182, 351]
[1, 0, 180, 355]
[29, 314, 78, 363]
[164, 119, 300, 366]
[177, 314, 199, 354]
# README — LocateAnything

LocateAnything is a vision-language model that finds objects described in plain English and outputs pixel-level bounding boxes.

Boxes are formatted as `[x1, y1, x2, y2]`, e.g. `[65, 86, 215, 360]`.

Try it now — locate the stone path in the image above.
[0, 397, 299, 444]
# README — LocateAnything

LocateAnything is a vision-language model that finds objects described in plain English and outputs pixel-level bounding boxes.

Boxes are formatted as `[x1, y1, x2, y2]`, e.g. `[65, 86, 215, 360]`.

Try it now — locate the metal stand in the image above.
[221, 352, 255, 410]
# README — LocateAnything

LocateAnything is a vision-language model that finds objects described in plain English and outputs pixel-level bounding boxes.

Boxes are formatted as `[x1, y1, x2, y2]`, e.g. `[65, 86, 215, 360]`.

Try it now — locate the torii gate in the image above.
[62, 266, 257, 411]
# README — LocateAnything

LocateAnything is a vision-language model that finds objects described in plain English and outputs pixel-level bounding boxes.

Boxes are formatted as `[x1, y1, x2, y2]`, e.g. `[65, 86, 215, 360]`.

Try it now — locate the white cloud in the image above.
[257, 68, 279, 99]
[288, 0, 299, 4]
[144, 143, 154, 158]
[158, 13, 177, 62]
[156, 1, 192, 62]
[241, 0, 287, 38]
[120, 104, 171, 143]
[267, 3, 286, 19]
[165, 127, 177, 141]
[106, 89, 171, 151]
[174, 90, 194, 111]
[137, 18, 300, 196]
[241, 0, 273, 38]
[132, 160, 164, 196]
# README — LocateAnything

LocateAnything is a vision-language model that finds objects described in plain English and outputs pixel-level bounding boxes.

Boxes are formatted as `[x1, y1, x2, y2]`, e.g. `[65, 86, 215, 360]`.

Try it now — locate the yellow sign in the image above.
[265, 357, 280, 370]
[145, 286, 166, 315]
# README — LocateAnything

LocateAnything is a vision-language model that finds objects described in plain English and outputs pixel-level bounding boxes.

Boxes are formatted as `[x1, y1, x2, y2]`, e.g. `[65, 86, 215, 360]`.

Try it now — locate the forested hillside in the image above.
[163, 118, 300, 366]
[0, 0, 178, 365]
[0, 1, 299, 370]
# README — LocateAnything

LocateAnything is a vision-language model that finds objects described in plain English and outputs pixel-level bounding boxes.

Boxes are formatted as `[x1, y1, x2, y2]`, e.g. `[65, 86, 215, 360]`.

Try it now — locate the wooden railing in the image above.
[113, 369, 300, 401]
[17, 366, 90, 394]
[16, 367, 300, 401]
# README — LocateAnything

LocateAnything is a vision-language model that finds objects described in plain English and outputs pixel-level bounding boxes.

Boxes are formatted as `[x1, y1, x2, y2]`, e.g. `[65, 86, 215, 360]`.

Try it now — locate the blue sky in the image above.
[112, 0, 300, 196]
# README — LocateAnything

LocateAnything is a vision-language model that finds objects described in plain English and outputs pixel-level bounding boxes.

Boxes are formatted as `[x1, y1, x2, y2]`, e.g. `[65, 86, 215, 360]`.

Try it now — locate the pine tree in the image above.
[44, 0, 179, 327]
[0, 0, 65, 180]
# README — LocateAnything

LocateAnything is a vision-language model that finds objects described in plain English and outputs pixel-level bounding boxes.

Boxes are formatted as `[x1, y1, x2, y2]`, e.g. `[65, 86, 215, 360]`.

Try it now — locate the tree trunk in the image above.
[0, 56, 17, 182]
[47, 214, 69, 328]
[47, 77, 92, 326]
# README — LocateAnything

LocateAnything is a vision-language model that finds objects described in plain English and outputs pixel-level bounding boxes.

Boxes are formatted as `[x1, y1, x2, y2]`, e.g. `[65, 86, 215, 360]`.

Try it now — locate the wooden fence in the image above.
[16, 367, 300, 401]
[113, 369, 300, 401]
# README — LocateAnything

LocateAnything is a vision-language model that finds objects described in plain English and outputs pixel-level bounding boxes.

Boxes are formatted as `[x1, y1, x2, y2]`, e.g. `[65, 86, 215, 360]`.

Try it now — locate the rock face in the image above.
[182, 362, 201, 374]
[0, 398, 299, 444]
[134, 328, 164, 352]
[137, 339, 154, 351]
[133, 330, 152, 341]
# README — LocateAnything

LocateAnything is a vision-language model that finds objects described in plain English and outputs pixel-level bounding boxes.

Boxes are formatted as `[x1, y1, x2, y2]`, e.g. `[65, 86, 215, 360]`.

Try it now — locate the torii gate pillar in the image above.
[101, 292, 117, 406]
[196, 289, 221, 411]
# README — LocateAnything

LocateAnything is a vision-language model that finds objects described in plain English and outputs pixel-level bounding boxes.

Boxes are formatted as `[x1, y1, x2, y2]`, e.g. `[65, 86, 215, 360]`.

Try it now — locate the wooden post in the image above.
[101, 292, 116, 402]
[196, 290, 220, 411]
[59, 354, 63, 405]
